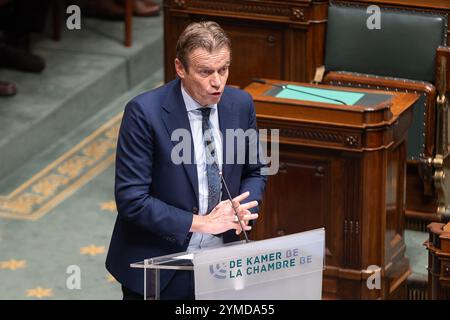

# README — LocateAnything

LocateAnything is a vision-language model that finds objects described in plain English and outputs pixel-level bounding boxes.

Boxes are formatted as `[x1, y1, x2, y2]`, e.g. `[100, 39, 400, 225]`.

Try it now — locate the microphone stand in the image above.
[219, 172, 250, 243]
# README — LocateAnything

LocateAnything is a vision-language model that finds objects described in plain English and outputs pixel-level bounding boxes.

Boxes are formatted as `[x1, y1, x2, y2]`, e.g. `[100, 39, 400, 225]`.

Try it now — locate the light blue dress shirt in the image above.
[181, 85, 224, 252]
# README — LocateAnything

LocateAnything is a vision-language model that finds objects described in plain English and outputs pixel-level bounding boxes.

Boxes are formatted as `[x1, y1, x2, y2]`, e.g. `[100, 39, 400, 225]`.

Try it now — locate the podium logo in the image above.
[209, 262, 227, 279]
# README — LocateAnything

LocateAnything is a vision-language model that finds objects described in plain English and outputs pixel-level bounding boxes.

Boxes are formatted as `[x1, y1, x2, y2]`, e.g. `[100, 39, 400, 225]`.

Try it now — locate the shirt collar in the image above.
[181, 83, 217, 113]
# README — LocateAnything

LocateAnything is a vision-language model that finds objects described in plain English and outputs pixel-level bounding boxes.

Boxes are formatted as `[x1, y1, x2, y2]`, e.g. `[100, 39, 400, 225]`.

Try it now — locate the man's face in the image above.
[175, 47, 230, 106]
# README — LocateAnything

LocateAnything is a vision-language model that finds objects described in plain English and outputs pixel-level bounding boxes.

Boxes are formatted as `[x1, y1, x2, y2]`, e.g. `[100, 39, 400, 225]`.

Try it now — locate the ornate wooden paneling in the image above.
[246, 79, 418, 299]
[163, 0, 328, 87]
[425, 222, 450, 299]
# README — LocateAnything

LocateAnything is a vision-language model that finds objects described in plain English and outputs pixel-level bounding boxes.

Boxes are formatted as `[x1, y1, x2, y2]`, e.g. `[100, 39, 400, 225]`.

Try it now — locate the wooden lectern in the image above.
[424, 222, 450, 300]
[244, 80, 419, 299]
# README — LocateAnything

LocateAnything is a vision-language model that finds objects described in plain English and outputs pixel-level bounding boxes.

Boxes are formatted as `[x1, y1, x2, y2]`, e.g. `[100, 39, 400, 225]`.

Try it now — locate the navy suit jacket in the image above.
[106, 79, 267, 295]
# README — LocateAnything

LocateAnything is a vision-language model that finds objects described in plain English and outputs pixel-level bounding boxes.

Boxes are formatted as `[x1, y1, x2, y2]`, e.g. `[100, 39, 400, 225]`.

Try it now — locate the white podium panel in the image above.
[131, 228, 325, 300]
[194, 228, 324, 300]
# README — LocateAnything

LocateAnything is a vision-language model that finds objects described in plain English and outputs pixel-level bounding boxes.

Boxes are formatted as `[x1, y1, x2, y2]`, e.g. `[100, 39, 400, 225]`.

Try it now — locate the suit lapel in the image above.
[218, 89, 237, 199]
[162, 80, 199, 202]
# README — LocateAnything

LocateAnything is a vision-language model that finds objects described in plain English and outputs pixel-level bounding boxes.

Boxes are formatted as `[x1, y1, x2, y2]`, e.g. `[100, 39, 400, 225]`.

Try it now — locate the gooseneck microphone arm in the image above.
[252, 78, 347, 106]
[219, 172, 250, 243]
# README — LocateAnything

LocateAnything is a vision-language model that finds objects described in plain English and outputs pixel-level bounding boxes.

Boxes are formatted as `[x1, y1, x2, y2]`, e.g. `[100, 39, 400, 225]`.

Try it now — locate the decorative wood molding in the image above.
[281, 127, 360, 148]
[174, 0, 186, 7]
[291, 8, 305, 21]
[343, 158, 362, 268]
[171, 0, 307, 22]
[260, 125, 361, 149]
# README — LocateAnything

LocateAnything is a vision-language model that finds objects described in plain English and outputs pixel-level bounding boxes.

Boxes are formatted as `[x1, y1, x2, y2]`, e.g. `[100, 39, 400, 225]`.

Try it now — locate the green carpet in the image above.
[0, 74, 163, 300]
[0, 4, 165, 299]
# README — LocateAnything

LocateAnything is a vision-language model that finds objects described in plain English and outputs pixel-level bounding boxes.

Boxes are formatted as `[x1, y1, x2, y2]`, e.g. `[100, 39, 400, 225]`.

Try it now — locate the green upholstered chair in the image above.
[318, 1, 449, 225]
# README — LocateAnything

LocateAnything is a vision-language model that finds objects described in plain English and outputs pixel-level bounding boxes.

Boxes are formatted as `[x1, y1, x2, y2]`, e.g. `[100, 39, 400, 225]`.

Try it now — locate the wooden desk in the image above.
[425, 222, 450, 300]
[245, 80, 419, 299]
[163, 0, 450, 230]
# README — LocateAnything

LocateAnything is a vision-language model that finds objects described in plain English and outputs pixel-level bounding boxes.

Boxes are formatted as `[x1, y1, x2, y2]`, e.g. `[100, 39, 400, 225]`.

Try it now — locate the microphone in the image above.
[219, 171, 250, 243]
[252, 78, 347, 105]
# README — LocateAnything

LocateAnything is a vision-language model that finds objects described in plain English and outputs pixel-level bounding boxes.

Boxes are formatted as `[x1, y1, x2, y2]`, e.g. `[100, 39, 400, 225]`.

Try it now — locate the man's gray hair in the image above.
[176, 21, 231, 71]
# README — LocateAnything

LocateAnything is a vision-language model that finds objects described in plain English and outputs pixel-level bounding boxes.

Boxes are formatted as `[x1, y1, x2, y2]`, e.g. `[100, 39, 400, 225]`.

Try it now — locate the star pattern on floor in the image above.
[0, 259, 26, 270]
[26, 287, 53, 298]
[80, 245, 105, 256]
[106, 274, 117, 283]
[100, 201, 116, 213]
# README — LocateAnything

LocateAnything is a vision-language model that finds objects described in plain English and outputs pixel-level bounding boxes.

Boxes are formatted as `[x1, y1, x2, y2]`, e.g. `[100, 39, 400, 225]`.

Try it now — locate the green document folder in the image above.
[275, 85, 365, 106]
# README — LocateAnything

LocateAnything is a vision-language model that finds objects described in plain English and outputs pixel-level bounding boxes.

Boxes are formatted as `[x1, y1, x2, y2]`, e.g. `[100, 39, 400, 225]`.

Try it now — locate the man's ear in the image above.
[174, 58, 186, 79]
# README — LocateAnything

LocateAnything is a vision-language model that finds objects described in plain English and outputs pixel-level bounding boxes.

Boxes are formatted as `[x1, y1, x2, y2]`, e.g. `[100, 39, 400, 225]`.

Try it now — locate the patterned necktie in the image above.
[198, 107, 221, 214]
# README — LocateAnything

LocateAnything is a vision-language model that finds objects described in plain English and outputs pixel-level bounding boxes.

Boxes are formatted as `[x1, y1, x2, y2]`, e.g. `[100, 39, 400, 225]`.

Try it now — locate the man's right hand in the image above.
[190, 191, 259, 235]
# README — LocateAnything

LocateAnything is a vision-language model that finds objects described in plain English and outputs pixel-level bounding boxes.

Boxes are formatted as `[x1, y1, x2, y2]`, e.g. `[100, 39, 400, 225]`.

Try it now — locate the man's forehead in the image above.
[188, 47, 230, 67]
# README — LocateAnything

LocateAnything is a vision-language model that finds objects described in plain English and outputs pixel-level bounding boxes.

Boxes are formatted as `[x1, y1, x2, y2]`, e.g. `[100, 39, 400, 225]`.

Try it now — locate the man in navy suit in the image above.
[106, 21, 267, 300]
